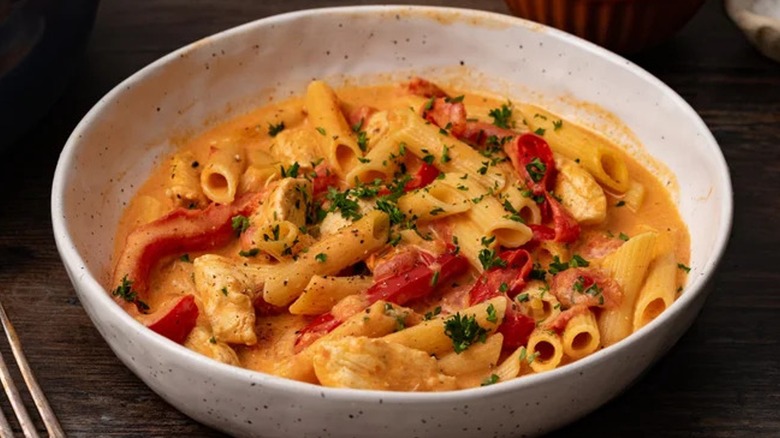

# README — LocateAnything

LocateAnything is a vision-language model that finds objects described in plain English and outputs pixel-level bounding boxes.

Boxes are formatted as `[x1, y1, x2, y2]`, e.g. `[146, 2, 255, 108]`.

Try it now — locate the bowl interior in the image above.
[51, 5, 732, 436]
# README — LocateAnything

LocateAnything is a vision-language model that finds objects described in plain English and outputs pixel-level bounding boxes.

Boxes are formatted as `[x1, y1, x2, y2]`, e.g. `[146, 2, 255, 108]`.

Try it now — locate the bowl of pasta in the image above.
[51, 5, 732, 437]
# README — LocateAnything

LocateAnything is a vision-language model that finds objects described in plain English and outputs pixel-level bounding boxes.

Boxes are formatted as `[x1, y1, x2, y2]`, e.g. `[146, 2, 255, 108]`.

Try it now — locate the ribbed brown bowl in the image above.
[504, 0, 705, 53]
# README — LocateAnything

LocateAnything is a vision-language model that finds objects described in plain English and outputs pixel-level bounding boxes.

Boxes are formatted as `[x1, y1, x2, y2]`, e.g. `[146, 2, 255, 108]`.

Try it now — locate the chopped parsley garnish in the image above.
[478, 249, 507, 271]
[280, 162, 300, 178]
[268, 121, 285, 137]
[486, 303, 498, 323]
[518, 347, 527, 362]
[422, 153, 436, 165]
[678, 263, 691, 273]
[445, 95, 465, 103]
[358, 157, 371, 164]
[616, 200, 626, 207]
[444, 313, 489, 354]
[429, 207, 445, 216]
[263, 223, 281, 241]
[527, 351, 540, 364]
[516, 293, 530, 303]
[525, 157, 547, 183]
[375, 198, 406, 225]
[209, 336, 217, 344]
[499, 282, 509, 293]
[477, 161, 489, 175]
[520, 189, 545, 204]
[424, 97, 435, 111]
[481, 374, 499, 386]
[315, 253, 328, 263]
[534, 127, 546, 136]
[179, 254, 191, 263]
[315, 127, 327, 136]
[326, 187, 363, 221]
[424, 306, 442, 320]
[441, 145, 451, 163]
[220, 287, 228, 296]
[231, 215, 251, 236]
[112, 276, 139, 303]
[356, 131, 368, 152]
[488, 103, 513, 129]
[619, 232, 630, 241]
[239, 248, 260, 257]
[430, 270, 440, 287]
[569, 254, 590, 268]
[553, 119, 563, 131]
[548, 256, 570, 275]
[481, 235, 496, 246]
[530, 263, 546, 281]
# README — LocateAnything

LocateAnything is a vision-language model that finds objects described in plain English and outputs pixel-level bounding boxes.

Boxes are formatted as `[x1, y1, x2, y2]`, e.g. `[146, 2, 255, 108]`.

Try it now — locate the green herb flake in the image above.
[268, 121, 285, 137]
[478, 249, 507, 271]
[441, 145, 452, 163]
[239, 248, 260, 258]
[619, 232, 630, 242]
[489, 103, 513, 129]
[616, 200, 626, 207]
[553, 120, 563, 131]
[678, 263, 691, 273]
[221, 287, 229, 296]
[430, 270, 441, 287]
[516, 293, 530, 303]
[486, 303, 498, 323]
[444, 313, 489, 354]
[179, 254, 191, 263]
[481, 374, 500, 386]
[315, 253, 328, 263]
[534, 127, 546, 136]
[424, 306, 442, 320]
[231, 215, 251, 236]
[316, 127, 327, 136]
[525, 157, 547, 183]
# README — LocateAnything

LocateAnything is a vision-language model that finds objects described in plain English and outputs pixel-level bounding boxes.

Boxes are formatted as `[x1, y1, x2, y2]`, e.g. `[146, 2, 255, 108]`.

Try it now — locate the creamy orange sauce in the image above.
[113, 80, 690, 389]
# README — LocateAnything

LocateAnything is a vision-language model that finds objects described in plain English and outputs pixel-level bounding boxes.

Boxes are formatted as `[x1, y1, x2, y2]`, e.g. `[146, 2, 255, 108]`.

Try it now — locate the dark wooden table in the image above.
[1, 0, 778, 436]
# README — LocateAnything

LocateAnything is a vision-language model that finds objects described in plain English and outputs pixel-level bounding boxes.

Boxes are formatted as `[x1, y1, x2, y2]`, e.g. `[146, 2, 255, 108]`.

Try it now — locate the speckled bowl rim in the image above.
[52, 5, 733, 405]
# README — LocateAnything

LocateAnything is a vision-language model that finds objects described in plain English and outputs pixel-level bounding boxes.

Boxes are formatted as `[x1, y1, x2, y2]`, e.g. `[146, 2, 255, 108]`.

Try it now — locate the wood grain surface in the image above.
[0, 0, 778, 436]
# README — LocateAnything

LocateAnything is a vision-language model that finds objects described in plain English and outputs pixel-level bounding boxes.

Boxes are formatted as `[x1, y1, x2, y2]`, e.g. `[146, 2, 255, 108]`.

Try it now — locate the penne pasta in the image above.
[633, 252, 677, 330]
[597, 231, 658, 346]
[305, 80, 362, 176]
[562, 311, 601, 359]
[527, 328, 564, 373]
[289, 275, 374, 316]
[263, 211, 390, 306]
[200, 141, 246, 204]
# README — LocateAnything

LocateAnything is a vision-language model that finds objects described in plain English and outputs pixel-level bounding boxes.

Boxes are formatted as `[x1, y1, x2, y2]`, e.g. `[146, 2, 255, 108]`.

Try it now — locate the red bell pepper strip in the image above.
[403, 162, 441, 193]
[143, 294, 199, 344]
[422, 98, 467, 137]
[498, 305, 536, 349]
[293, 251, 467, 351]
[403, 77, 449, 99]
[366, 252, 468, 304]
[528, 192, 580, 244]
[504, 133, 557, 194]
[311, 163, 341, 198]
[467, 249, 536, 350]
[112, 192, 262, 305]
[468, 249, 533, 305]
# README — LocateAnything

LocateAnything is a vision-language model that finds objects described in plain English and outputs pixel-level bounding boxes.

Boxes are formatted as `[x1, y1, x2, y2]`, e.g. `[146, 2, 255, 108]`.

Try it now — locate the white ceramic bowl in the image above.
[51, 6, 732, 437]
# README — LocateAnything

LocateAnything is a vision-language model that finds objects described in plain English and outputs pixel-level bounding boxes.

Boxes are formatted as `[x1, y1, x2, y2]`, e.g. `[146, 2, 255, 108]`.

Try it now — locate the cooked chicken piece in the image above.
[312, 336, 457, 391]
[256, 177, 312, 227]
[554, 155, 606, 225]
[193, 254, 258, 345]
[185, 325, 240, 365]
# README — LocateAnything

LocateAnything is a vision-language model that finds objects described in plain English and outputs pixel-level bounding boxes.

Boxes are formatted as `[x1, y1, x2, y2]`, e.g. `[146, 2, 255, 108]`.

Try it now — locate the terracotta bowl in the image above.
[52, 6, 732, 437]
[504, 0, 706, 53]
